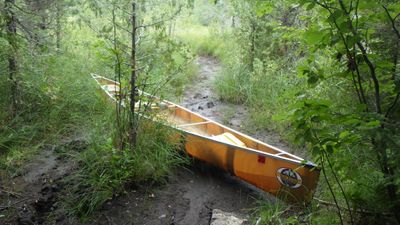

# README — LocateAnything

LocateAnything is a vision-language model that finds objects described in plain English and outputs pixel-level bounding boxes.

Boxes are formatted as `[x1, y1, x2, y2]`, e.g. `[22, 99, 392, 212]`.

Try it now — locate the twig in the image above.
[313, 197, 393, 217]
[0, 197, 30, 211]
[0, 187, 23, 197]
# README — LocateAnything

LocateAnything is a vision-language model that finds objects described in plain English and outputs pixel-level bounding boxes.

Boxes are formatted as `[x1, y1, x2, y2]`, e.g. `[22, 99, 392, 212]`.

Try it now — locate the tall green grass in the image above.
[175, 24, 231, 59]
[64, 121, 188, 218]
[0, 49, 109, 175]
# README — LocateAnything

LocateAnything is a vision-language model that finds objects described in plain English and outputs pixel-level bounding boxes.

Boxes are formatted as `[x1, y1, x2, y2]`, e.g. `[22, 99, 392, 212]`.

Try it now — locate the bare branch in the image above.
[383, 5, 400, 40]
[136, 6, 182, 30]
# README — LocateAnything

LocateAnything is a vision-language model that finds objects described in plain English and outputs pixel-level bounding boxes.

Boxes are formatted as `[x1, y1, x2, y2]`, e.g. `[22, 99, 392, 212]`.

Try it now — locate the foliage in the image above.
[0, 50, 108, 174]
[210, 0, 400, 223]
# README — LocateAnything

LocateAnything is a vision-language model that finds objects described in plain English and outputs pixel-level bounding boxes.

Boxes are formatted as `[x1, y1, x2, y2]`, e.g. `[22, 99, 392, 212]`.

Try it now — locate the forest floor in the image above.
[0, 56, 291, 225]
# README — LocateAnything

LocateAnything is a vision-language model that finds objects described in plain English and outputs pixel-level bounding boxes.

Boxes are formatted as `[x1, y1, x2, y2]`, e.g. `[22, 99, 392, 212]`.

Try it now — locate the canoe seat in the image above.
[135, 101, 158, 109]
[212, 132, 246, 147]
[102, 85, 120, 92]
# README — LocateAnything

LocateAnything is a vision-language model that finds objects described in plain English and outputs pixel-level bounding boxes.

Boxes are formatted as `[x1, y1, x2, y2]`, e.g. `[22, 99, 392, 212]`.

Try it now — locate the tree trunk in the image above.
[249, 21, 256, 72]
[5, 0, 18, 116]
[129, 1, 137, 149]
[56, 1, 62, 52]
[376, 138, 400, 223]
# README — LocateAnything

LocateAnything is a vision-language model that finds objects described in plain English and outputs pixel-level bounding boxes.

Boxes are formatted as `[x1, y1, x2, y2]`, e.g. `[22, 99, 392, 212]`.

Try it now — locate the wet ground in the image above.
[183, 57, 292, 153]
[0, 139, 85, 225]
[0, 56, 291, 225]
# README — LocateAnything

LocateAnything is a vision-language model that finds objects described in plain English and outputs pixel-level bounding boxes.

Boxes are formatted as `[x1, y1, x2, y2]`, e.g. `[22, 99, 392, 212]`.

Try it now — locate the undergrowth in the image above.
[63, 121, 188, 218]
[0, 51, 108, 176]
[175, 24, 232, 60]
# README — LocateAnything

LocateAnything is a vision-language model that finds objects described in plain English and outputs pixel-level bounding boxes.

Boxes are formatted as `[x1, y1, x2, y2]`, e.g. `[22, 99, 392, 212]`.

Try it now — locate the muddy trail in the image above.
[184, 57, 292, 153]
[0, 56, 290, 225]
[0, 139, 86, 225]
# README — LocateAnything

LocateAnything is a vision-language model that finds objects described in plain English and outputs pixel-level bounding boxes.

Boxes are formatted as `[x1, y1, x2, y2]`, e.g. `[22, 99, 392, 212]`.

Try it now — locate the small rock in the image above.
[207, 102, 215, 108]
[159, 214, 166, 219]
[210, 209, 247, 225]
[193, 93, 202, 99]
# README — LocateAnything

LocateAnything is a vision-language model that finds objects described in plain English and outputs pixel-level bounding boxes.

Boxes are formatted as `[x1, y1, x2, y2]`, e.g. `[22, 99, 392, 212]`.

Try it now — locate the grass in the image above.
[0, 49, 109, 173]
[63, 121, 188, 218]
[175, 24, 230, 59]
[0, 15, 200, 221]
[253, 199, 341, 225]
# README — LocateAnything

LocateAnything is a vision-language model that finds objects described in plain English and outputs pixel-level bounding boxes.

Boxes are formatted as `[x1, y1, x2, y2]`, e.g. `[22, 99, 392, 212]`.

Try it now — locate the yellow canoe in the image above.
[91, 74, 320, 203]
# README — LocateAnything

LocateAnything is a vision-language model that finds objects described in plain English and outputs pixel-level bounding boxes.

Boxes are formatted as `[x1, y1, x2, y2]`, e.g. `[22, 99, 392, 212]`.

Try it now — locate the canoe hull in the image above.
[185, 132, 319, 202]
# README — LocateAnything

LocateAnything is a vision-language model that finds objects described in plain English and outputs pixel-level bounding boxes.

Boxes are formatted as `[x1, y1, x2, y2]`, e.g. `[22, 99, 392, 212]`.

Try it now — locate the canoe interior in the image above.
[91, 74, 320, 203]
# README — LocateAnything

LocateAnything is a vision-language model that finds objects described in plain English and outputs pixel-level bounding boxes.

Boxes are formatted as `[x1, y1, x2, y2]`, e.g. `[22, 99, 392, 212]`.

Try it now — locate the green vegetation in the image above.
[1, 0, 400, 224]
[0, 51, 107, 174]
[64, 122, 187, 217]
[0, 0, 193, 222]
[209, 0, 400, 224]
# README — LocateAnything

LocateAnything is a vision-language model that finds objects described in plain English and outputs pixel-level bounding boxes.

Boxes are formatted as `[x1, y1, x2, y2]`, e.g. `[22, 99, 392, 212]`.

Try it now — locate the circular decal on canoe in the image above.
[277, 168, 302, 189]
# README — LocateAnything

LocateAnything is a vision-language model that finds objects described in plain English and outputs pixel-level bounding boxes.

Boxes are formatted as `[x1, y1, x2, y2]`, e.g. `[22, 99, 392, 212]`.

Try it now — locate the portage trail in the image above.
[94, 56, 267, 225]
[183, 56, 291, 152]
[101, 56, 294, 225]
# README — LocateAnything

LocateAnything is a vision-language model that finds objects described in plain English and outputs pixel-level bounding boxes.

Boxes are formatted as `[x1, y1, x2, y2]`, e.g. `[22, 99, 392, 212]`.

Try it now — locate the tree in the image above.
[290, 0, 400, 223]
[85, 0, 190, 150]
[4, 0, 18, 115]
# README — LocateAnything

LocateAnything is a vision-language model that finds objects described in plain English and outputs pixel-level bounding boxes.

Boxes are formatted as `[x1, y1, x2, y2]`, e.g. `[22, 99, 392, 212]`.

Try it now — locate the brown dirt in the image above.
[0, 139, 85, 225]
[89, 163, 260, 225]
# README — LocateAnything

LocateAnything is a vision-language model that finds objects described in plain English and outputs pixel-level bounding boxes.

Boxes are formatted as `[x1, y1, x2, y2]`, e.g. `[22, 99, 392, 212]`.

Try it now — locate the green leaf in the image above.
[339, 131, 350, 139]
[365, 120, 381, 127]
[346, 35, 358, 47]
[306, 2, 316, 10]
[255, 1, 273, 16]
[304, 28, 323, 45]
[339, 21, 352, 34]
[376, 61, 395, 69]
[272, 114, 288, 121]
[358, 1, 380, 10]
[328, 10, 344, 23]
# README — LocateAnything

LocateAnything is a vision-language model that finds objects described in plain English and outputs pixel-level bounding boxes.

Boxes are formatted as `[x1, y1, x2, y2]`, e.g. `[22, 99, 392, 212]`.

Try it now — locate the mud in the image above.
[91, 163, 258, 225]
[182, 57, 293, 154]
[0, 140, 85, 225]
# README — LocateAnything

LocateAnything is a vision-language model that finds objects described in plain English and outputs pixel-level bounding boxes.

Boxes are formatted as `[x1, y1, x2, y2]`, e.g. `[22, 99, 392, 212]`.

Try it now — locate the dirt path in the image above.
[93, 163, 258, 225]
[183, 56, 292, 153]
